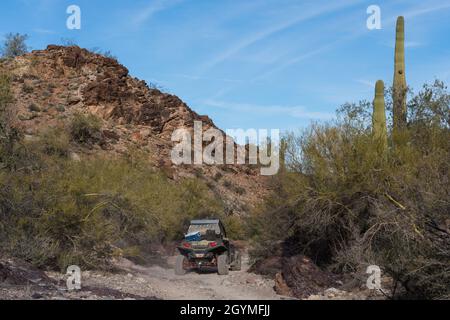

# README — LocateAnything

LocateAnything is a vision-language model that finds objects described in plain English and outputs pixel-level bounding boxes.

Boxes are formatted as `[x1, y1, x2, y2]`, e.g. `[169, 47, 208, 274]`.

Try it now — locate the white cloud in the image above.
[132, 0, 183, 26]
[203, 99, 334, 121]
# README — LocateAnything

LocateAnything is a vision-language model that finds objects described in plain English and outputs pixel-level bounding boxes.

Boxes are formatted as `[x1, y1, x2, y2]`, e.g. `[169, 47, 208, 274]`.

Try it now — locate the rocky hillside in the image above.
[1, 45, 269, 215]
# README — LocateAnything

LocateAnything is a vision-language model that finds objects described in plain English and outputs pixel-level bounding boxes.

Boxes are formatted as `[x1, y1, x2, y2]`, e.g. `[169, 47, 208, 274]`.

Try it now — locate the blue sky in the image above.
[1, 0, 450, 132]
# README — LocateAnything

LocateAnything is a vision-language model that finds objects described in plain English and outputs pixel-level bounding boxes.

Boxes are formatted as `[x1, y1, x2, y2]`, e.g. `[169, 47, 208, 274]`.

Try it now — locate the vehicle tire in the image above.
[230, 251, 242, 271]
[175, 255, 188, 275]
[217, 254, 229, 275]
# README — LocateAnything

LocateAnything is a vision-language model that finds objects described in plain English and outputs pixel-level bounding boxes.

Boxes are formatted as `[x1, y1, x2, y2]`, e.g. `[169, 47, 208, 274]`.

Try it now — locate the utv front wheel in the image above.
[217, 254, 229, 275]
[175, 255, 188, 275]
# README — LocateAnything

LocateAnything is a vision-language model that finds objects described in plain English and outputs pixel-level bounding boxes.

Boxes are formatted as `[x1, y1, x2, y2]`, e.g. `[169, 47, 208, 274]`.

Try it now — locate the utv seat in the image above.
[204, 229, 218, 241]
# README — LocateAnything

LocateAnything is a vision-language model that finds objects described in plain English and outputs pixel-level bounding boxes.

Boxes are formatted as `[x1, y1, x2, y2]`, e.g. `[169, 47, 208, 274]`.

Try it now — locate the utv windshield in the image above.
[187, 223, 221, 235]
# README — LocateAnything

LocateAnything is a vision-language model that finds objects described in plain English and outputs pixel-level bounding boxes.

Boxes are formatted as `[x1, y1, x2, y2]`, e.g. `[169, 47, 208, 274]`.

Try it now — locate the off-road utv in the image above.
[175, 219, 241, 275]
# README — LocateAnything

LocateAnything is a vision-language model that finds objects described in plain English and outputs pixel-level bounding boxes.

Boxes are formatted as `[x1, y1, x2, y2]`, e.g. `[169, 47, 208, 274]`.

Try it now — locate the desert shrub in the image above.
[234, 186, 246, 195]
[55, 105, 65, 112]
[1, 33, 29, 58]
[193, 167, 203, 178]
[0, 71, 29, 170]
[101, 50, 117, 61]
[22, 83, 34, 94]
[47, 82, 56, 91]
[223, 180, 232, 188]
[28, 103, 41, 112]
[40, 127, 70, 157]
[222, 215, 246, 240]
[69, 112, 102, 144]
[213, 171, 223, 181]
[0, 154, 225, 271]
[89, 47, 118, 61]
[0, 72, 13, 106]
[249, 80, 450, 299]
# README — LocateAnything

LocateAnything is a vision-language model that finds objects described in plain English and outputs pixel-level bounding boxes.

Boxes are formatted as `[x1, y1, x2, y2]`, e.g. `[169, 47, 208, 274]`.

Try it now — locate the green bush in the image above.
[223, 180, 232, 188]
[222, 215, 246, 240]
[213, 171, 223, 181]
[55, 105, 65, 112]
[40, 127, 70, 157]
[0, 71, 27, 171]
[69, 113, 102, 144]
[234, 186, 246, 195]
[0, 72, 13, 106]
[29, 103, 41, 112]
[22, 84, 34, 94]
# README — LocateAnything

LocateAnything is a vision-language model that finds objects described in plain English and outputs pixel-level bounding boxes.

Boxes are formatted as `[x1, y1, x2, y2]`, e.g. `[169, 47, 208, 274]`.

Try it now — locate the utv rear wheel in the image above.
[230, 251, 242, 271]
[217, 254, 229, 275]
[175, 255, 188, 275]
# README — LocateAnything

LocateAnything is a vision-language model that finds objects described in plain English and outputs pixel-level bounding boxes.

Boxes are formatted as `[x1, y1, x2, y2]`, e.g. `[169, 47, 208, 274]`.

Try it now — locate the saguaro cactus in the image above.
[392, 16, 407, 133]
[373, 80, 387, 148]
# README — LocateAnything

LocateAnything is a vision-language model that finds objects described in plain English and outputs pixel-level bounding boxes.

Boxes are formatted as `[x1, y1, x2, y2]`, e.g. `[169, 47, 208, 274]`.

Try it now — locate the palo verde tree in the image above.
[1, 33, 29, 58]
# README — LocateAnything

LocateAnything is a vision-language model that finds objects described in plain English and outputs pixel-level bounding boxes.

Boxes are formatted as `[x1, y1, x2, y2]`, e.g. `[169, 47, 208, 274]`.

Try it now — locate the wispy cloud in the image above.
[132, 0, 183, 26]
[257, 1, 450, 80]
[404, 2, 450, 19]
[171, 73, 242, 83]
[200, 0, 359, 73]
[355, 79, 376, 88]
[33, 28, 56, 34]
[254, 41, 337, 81]
[405, 41, 425, 48]
[202, 99, 334, 121]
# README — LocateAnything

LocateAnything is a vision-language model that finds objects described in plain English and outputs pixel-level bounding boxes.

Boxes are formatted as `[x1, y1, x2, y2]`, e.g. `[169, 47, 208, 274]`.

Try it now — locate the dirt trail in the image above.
[1, 252, 287, 300]
[1, 254, 375, 300]
[116, 253, 283, 300]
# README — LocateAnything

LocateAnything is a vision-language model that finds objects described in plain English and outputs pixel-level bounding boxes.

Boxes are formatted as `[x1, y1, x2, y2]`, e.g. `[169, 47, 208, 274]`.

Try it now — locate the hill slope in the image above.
[2, 45, 269, 215]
